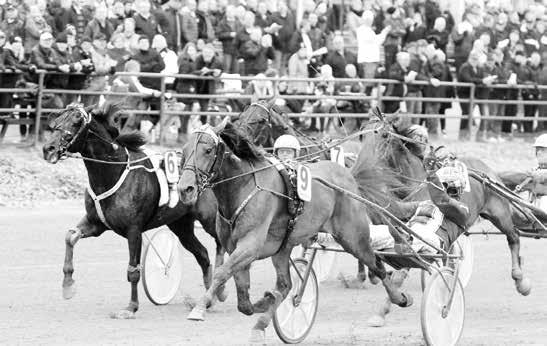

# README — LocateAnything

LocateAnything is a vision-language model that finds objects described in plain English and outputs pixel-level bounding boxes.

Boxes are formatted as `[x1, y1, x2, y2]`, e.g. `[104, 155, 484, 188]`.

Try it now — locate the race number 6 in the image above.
[164, 151, 179, 183]
[297, 164, 312, 201]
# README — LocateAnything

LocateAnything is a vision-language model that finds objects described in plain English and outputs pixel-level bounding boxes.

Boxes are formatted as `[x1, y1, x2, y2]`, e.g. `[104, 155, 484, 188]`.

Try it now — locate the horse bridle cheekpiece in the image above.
[54, 105, 92, 157]
[182, 124, 226, 192]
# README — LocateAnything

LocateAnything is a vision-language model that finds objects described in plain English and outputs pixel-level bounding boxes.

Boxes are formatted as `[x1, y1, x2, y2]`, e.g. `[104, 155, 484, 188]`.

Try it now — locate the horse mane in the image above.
[91, 102, 148, 151]
[219, 122, 264, 161]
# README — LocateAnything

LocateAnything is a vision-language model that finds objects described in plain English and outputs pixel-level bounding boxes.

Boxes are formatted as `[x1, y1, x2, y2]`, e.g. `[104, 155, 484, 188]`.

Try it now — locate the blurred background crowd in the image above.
[1, 0, 546, 142]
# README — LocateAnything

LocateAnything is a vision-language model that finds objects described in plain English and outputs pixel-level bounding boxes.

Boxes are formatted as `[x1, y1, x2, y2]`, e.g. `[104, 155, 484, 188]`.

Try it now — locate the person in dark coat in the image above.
[132, 35, 165, 90]
[216, 5, 241, 73]
[55, 0, 93, 43]
[196, 0, 215, 42]
[404, 13, 427, 45]
[240, 31, 275, 76]
[324, 34, 357, 78]
[451, 16, 475, 72]
[523, 51, 541, 133]
[423, 49, 446, 136]
[83, 4, 116, 42]
[157, 0, 184, 52]
[426, 16, 449, 53]
[234, 11, 257, 67]
[383, 51, 413, 113]
[0, 6, 24, 43]
[193, 43, 222, 123]
[133, 0, 161, 41]
[270, 1, 296, 74]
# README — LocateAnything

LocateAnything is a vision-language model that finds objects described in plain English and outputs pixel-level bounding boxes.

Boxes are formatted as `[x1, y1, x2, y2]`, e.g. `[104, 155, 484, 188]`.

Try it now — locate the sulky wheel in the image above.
[448, 234, 474, 288]
[142, 229, 183, 305]
[421, 267, 465, 346]
[273, 258, 319, 344]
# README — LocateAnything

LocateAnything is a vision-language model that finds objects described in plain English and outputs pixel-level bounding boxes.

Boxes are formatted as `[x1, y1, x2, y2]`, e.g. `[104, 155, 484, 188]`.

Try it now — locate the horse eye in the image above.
[205, 148, 213, 154]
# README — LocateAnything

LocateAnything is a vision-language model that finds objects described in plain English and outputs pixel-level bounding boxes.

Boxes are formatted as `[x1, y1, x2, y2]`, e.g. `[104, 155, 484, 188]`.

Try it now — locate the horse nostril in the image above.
[184, 186, 195, 195]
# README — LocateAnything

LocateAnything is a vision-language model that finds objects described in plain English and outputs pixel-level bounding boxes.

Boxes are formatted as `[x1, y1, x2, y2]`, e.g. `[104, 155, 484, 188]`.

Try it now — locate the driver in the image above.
[273, 135, 301, 162]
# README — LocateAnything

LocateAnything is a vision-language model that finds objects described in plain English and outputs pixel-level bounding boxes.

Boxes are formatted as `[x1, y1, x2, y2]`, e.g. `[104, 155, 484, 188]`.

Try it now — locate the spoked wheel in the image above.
[273, 258, 319, 344]
[309, 249, 338, 282]
[421, 267, 465, 346]
[142, 229, 183, 305]
[448, 235, 474, 288]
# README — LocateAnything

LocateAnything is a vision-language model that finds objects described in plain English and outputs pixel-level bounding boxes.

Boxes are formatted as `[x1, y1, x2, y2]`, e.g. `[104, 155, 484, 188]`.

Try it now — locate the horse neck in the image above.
[213, 155, 258, 219]
[81, 135, 128, 195]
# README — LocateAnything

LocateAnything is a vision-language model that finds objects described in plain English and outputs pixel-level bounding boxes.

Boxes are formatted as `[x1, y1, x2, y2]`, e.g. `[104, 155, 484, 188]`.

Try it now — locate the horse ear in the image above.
[370, 106, 383, 121]
[213, 116, 230, 134]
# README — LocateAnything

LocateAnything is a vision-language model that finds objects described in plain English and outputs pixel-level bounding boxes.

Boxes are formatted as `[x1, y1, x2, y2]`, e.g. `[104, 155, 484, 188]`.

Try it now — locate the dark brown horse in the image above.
[357, 110, 531, 294]
[42, 103, 225, 319]
[177, 119, 413, 343]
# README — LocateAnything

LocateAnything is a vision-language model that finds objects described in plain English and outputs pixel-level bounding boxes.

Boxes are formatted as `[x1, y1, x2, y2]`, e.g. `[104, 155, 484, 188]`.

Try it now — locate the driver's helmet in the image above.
[436, 160, 467, 197]
[533, 134, 547, 148]
[273, 135, 301, 160]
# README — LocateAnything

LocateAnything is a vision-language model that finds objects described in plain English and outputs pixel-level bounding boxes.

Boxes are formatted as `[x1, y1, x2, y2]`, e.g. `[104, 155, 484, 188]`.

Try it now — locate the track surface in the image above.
[2, 200, 547, 345]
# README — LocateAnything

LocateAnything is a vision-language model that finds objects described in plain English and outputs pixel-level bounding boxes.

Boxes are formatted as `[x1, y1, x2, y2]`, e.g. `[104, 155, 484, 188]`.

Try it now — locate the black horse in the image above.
[42, 103, 225, 319]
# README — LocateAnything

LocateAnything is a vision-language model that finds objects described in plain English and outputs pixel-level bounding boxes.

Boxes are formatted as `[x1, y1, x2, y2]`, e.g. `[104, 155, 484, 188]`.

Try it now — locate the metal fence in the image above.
[1, 70, 546, 146]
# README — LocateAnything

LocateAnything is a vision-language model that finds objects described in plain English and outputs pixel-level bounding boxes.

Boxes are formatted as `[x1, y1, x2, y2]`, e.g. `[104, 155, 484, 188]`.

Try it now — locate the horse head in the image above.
[42, 102, 136, 164]
[234, 100, 290, 148]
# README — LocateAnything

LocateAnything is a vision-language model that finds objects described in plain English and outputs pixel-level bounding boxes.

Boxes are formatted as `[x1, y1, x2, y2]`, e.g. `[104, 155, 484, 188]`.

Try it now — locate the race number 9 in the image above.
[297, 164, 312, 201]
[164, 151, 179, 183]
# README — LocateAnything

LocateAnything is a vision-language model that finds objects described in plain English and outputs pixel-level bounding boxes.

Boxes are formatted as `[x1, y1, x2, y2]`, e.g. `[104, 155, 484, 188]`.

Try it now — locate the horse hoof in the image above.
[516, 278, 532, 296]
[367, 315, 385, 327]
[217, 290, 228, 303]
[337, 274, 366, 289]
[187, 306, 205, 321]
[109, 310, 136, 319]
[249, 329, 266, 345]
[511, 268, 523, 281]
[62, 284, 76, 300]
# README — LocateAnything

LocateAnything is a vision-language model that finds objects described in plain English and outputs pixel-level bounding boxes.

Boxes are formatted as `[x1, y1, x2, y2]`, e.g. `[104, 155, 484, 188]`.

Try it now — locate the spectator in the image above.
[355, 10, 390, 79]
[287, 44, 310, 94]
[310, 64, 336, 133]
[457, 50, 496, 137]
[404, 12, 427, 45]
[121, 18, 141, 54]
[422, 47, 445, 136]
[493, 12, 510, 49]
[7, 36, 26, 67]
[124, 0, 135, 18]
[0, 31, 18, 114]
[288, 19, 313, 63]
[25, 5, 52, 56]
[324, 34, 357, 78]
[152, 34, 178, 88]
[275, 75, 304, 114]
[451, 14, 475, 71]
[475, 13, 496, 49]
[133, 0, 160, 40]
[55, 0, 92, 42]
[195, 0, 215, 42]
[193, 43, 222, 123]
[345, 0, 364, 49]
[52, 32, 82, 105]
[175, 42, 199, 133]
[483, 49, 509, 142]
[82, 33, 117, 106]
[234, 11, 257, 71]
[538, 62, 547, 132]
[159, 0, 184, 52]
[255, 1, 271, 29]
[424, 0, 441, 30]
[521, 10, 540, 56]
[216, 4, 240, 73]
[181, 0, 198, 47]
[0, 6, 24, 43]
[271, 1, 296, 74]
[83, 4, 116, 42]
[308, 13, 326, 51]
[132, 35, 165, 90]
[241, 30, 275, 76]
[383, 51, 414, 113]
[39, 0, 59, 36]
[406, 40, 429, 120]
[523, 51, 541, 132]
[109, 1, 127, 30]
[108, 33, 132, 72]
[383, 6, 406, 72]
[426, 17, 449, 53]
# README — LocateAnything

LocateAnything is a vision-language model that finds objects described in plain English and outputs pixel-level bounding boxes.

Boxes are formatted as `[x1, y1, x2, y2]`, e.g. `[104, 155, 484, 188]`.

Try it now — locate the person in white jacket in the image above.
[355, 10, 391, 78]
[152, 34, 178, 88]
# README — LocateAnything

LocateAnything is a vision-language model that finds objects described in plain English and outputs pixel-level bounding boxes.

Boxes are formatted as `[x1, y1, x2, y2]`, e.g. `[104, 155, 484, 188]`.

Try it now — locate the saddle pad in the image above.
[142, 148, 169, 207]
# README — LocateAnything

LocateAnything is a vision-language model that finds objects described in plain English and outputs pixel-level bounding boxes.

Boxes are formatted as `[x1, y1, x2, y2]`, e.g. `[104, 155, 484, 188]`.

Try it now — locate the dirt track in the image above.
[1, 200, 547, 345]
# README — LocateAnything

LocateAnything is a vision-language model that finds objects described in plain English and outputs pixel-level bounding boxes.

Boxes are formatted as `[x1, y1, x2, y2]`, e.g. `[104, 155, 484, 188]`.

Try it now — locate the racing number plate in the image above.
[297, 164, 312, 201]
[330, 146, 345, 167]
[164, 151, 179, 184]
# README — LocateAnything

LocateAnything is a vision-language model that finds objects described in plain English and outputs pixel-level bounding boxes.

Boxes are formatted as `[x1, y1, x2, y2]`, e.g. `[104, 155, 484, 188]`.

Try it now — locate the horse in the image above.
[356, 108, 532, 325]
[176, 119, 413, 343]
[42, 103, 225, 319]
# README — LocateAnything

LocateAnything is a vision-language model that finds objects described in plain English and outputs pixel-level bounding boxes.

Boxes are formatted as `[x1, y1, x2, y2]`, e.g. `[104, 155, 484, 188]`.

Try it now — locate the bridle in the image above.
[180, 125, 226, 192]
[51, 105, 92, 158]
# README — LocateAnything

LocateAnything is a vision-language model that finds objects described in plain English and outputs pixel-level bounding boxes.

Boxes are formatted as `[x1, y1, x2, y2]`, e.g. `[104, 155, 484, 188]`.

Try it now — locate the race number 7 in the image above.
[330, 146, 345, 167]
[297, 164, 312, 201]
[164, 151, 179, 184]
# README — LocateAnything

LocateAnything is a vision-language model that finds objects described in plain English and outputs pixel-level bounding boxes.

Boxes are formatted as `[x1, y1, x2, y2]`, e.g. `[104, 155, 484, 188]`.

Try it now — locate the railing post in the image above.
[467, 84, 475, 134]
[376, 80, 382, 110]
[33, 71, 45, 147]
[159, 76, 166, 145]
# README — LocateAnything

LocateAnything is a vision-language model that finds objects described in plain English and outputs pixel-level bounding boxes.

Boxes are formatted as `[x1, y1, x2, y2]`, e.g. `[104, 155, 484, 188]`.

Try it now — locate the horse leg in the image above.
[63, 216, 106, 300]
[110, 228, 142, 319]
[187, 233, 261, 322]
[214, 238, 228, 302]
[233, 265, 254, 315]
[366, 268, 409, 327]
[485, 202, 531, 296]
[249, 246, 292, 344]
[169, 217, 213, 291]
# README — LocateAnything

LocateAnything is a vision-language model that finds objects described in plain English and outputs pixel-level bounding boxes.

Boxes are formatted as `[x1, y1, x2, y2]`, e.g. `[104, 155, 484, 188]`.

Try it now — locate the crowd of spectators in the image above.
[0, 0, 545, 142]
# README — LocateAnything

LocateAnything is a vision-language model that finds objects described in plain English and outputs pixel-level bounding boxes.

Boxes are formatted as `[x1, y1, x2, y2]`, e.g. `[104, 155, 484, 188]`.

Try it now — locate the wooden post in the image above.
[33, 71, 45, 147]
[159, 76, 166, 145]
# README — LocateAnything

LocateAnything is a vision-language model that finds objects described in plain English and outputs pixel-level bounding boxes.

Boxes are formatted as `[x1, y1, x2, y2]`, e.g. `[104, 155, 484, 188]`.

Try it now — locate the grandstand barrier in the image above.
[1, 70, 547, 146]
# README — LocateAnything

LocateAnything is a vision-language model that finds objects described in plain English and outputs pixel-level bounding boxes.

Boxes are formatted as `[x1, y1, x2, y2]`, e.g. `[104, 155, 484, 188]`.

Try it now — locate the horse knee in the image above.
[65, 229, 82, 246]
[127, 265, 141, 283]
